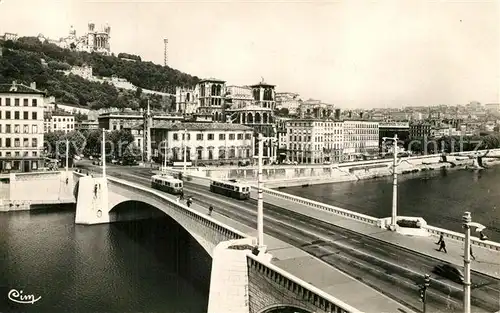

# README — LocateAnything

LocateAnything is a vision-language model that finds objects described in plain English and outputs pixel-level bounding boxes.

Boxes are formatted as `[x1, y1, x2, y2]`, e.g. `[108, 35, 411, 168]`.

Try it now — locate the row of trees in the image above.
[44, 129, 141, 164]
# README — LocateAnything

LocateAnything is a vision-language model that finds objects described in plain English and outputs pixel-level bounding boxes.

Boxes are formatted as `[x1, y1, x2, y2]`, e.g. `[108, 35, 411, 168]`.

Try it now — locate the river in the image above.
[0, 205, 208, 313]
[281, 166, 500, 242]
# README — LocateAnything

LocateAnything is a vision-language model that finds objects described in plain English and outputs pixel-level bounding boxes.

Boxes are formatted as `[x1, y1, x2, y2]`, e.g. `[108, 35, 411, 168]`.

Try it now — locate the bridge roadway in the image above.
[79, 163, 500, 313]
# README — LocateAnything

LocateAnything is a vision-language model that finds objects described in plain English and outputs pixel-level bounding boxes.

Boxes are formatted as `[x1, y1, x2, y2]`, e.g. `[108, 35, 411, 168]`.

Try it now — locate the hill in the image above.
[0, 36, 200, 110]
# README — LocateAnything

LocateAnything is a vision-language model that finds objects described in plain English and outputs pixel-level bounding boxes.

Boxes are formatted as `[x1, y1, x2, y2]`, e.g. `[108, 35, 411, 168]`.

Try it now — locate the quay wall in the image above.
[0, 171, 76, 212]
[180, 149, 500, 188]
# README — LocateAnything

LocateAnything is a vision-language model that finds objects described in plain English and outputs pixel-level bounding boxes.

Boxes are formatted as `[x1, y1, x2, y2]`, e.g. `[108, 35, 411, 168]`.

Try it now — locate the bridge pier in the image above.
[75, 176, 110, 225]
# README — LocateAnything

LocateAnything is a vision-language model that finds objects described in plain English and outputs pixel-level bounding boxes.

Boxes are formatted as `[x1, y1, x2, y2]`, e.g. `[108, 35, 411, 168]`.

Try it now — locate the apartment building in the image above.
[0, 82, 45, 172]
[342, 120, 379, 160]
[150, 122, 254, 165]
[44, 112, 75, 133]
[285, 119, 344, 163]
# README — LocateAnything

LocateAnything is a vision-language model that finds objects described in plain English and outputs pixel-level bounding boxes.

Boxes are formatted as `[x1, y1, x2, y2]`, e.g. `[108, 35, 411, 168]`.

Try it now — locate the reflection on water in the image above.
[281, 167, 500, 241]
[0, 205, 207, 313]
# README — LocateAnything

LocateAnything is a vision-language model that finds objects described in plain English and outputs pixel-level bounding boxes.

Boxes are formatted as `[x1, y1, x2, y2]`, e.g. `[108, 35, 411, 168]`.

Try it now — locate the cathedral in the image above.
[37, 22, 111, 55]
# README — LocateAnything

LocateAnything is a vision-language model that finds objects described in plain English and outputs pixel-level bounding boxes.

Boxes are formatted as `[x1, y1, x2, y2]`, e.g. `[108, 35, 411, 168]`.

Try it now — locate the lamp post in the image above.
[183, 129, 187, 175]
[65, 139, 69, 172]
[462, 212, 486, 313]
[257, 133, 264, 247]
[163, 139, 167, 172]
[382, 134, 400, 231]
[102, 128, 106, 179]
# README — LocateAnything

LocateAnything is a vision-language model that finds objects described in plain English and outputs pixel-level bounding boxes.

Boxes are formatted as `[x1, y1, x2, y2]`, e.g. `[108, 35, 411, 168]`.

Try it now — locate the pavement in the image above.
[255, 190, 500, 280]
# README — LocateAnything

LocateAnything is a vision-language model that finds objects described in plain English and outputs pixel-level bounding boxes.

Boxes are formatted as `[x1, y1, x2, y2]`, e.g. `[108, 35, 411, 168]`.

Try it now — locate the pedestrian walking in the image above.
[437, 233, 447, 253]
[94, 184, 98, 198]
[470, 247, 476, 260]
[208, 205, 214, 216]
[186, 197, 193, 208]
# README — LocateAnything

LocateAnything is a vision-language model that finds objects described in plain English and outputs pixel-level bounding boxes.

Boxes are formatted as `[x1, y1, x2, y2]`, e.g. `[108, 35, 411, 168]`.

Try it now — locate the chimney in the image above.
[30, 82, 36, 89]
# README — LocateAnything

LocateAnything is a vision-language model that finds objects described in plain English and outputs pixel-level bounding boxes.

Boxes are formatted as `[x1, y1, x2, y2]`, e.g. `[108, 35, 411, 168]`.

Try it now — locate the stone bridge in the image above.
[72, 172, 361, 313]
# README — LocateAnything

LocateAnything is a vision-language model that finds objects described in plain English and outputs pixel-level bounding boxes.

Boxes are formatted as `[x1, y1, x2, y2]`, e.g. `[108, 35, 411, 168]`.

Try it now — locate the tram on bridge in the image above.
[151, 174, 183, 195]
[209, 179, 250, 200]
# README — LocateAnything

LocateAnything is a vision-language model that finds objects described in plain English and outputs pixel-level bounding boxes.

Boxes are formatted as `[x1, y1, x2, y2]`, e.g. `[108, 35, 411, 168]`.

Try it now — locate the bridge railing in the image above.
[256, 186, 381, 226]
[247, 254, 362, 313]
[105, 175, 250, 242]
[423, 225, 500, 251]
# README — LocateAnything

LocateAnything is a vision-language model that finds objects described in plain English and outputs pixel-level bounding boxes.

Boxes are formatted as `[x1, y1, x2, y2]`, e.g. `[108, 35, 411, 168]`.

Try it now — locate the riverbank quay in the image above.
[174, 148, 500, 188]
[0, 171, 75, 212]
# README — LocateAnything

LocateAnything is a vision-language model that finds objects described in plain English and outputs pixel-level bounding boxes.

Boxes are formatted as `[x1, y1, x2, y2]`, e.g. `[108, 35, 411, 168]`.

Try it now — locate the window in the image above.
[6, 125, 11, 133]
[208, 134, 214, 140]
[6, 111, 11, 119]
[245, 134, 251, 140]
[15, 151, 20, 157]
[219, 134, 225, 140]
[23, 125, 29, 133]
[6, 98, 11, 106]
[6, 138, 11, 147]
[32, 138, 37, 148]
[196, 134, 203, 140]
[23, 112, 28, 120]
[14, 111, 19, 120]
[0, 125, 2, 133]
[32, 99, 37, 107]
[173, 133, 178, 141]
[23, 138, 29, 147]
[14, 98, 19, 106]
[14, 125, 20, 133]
[14, 138, 20, 147]
[23, 99, 28, 106]
[237, 134, 243, 140]
[32, 112, 37, 120]
[32, 151, 37, 157]
[229, 134, 235, 140]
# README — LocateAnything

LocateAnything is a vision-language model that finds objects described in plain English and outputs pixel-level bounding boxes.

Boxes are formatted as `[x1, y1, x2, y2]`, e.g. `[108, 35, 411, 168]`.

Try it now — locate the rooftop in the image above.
[153, 122, 253, 131]
[199, 77, 226, 83]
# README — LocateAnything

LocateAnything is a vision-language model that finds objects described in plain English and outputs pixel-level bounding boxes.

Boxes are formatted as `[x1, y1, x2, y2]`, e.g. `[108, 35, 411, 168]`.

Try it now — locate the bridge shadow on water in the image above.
[109, 201, 212, 304]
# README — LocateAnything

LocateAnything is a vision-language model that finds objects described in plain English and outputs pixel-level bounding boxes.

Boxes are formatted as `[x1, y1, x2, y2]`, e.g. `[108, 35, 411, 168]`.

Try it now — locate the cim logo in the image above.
[8, 289, 41, 304]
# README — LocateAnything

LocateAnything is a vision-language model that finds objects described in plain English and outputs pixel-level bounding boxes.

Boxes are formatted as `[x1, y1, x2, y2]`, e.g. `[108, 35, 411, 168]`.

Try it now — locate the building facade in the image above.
[342, 120, 379, 161]
[197, 78, 226, 122]
[378, 121, 410, 150]
[150, 122, 254, 165]
[285, 119, 344, 164]
[409, 122, 432, 139]
[44, 113, 75, 133]
[75, 120, 99, 132]
[0, 82, 45, 172]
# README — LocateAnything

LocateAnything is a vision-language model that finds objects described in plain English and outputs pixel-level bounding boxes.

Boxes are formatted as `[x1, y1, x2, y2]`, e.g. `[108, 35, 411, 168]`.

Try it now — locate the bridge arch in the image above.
[259, 305, 313, 313]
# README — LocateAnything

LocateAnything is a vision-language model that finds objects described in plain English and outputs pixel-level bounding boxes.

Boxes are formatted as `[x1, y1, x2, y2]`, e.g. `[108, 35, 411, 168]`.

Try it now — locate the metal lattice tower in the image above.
[163, 38, 168, 67]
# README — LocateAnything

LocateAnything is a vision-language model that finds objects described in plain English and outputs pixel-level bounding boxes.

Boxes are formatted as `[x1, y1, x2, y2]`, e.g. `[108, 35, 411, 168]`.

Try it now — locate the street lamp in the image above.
[65, 139, 69, 172]
[419, 274, 431, 313]
[163, 139, 168, 172]
[101, 128, 106, 179]
[257, 133, 264, 248]
[183, 129, 187, 175]
[462, 211, 487, 313]
[382, 134, 401, 231]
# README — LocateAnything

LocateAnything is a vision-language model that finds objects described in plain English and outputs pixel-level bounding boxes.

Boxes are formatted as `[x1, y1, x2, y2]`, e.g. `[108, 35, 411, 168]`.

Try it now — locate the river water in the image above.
[0, 206, 208, 313]
[281, 166, 500, 242]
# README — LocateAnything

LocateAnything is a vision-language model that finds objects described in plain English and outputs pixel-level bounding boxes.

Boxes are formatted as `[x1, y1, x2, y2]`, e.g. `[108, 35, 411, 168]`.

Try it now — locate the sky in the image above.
[0, 0, 499, 109]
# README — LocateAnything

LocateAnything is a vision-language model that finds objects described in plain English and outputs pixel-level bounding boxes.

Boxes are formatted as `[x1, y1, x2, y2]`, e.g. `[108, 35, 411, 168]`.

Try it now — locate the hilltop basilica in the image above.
[37, 22, 111, 55]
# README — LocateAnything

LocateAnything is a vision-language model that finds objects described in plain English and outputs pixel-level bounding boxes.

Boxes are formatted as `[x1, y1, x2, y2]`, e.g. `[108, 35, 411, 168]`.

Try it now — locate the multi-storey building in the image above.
[409, 122, 432, 139]
[175, 86, 199, 114]
[297, 99, 335, 119]
[225, 85, 254, 110]
[285, 119, 344, 164]
[44, 112, 75, 133]
[98, 111, 183, 130]
[342, 120, 379, 161]
[0, 82, 45, 172]
[150, 122, 254, 165]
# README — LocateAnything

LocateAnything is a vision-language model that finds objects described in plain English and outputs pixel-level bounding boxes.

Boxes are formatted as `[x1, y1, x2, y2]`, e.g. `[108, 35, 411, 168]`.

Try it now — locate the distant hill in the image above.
[0, 36, 200, 110]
